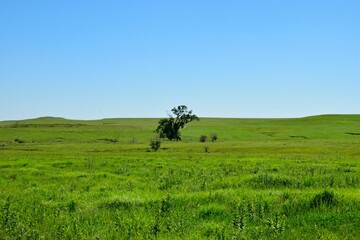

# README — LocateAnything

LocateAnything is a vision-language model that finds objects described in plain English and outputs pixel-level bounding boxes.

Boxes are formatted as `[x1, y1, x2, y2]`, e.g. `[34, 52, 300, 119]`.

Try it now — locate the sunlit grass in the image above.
[0, 115, 360, 239]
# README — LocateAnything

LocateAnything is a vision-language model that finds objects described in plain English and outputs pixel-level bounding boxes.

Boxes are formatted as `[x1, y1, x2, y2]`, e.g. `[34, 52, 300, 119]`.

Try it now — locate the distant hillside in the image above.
[1, 114, 360, 125]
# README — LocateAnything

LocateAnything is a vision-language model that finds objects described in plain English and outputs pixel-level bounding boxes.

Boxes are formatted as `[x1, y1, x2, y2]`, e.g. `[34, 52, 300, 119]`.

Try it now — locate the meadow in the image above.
[0, 115, 360, 239]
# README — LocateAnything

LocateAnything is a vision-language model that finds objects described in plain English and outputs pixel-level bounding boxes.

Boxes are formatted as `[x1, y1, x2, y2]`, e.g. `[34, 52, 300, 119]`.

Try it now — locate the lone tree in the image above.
[156, 105, 199, 141]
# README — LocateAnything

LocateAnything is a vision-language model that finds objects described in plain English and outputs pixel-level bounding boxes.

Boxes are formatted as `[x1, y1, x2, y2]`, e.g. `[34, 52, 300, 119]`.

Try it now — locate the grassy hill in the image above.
[0, 115, 360, 239]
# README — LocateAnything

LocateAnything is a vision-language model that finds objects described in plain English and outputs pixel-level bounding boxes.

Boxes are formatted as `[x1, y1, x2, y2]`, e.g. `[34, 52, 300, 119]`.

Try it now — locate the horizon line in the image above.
[1, 113, 360, 123]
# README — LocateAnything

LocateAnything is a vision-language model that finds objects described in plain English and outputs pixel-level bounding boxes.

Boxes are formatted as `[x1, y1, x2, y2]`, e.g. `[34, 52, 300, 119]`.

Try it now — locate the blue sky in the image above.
[1, 0, 359, 120]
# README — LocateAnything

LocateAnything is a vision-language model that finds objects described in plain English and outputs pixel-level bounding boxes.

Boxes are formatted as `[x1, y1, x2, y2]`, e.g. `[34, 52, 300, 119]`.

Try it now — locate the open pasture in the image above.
[0, 115, 360, 239]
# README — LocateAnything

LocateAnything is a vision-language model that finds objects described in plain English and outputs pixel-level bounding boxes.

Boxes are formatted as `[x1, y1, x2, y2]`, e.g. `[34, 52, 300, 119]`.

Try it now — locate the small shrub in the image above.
[211, 133, 218, 142]
[310, 190, 336, 209]
[200, 135, 207, 142]
[14, 138, 25, 144]
[204, 146, 209, 153]
[150, 138, 161, 151]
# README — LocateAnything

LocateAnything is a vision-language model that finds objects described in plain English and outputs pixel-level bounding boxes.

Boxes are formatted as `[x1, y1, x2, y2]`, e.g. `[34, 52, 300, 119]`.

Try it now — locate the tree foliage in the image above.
[156, 105, 199, 141]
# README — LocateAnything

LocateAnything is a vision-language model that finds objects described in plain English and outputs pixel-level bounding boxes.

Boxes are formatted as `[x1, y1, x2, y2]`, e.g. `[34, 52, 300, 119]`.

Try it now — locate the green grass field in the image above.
[1, 115, 360, 239]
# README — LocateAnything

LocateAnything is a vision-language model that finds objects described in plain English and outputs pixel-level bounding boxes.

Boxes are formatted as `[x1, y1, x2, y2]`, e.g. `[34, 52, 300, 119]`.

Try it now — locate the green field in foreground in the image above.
[0, 115, 360, 239]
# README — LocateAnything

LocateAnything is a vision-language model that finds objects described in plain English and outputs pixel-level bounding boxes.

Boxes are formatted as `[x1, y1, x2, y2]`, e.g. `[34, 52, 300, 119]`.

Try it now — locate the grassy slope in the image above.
[0, 115, 360, 239]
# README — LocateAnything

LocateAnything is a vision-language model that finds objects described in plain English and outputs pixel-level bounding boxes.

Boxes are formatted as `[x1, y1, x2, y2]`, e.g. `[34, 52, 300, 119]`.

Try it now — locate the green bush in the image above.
[200, 135, 207, 142]
[310, 190, 336, 209]
[211, 133, 218, 142]
[150, 138, 161, 151]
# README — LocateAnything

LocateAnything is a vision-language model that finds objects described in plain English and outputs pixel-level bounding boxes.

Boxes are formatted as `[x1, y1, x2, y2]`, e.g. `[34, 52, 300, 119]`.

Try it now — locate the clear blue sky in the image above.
[1, 0, 359, 120]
